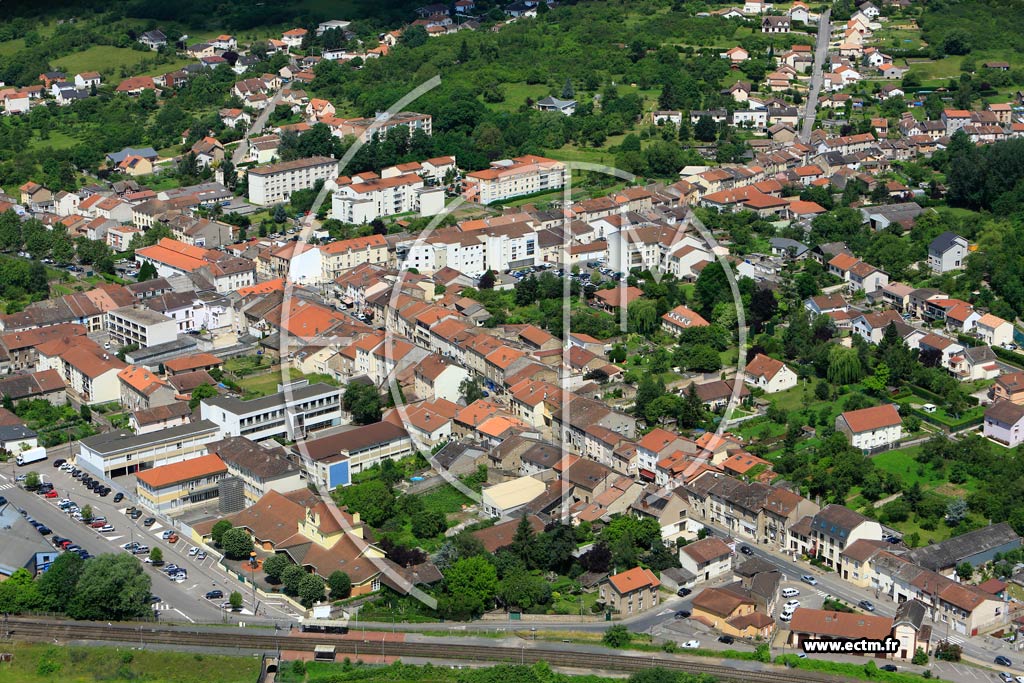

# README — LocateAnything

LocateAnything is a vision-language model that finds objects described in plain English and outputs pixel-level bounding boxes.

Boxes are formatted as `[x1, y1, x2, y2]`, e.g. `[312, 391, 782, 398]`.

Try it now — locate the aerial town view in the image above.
[1, 0, 1024, 682]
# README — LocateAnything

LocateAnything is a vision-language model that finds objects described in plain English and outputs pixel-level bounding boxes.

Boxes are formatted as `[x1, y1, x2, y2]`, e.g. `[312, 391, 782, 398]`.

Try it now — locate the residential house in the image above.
[599, 567, 661, 615]
[679, 537, 733, 582]
[984, 401, 1024, 448]
[927, 232, 969, 274]
[743, 353, 798, 393]
[992, 372, 1024, 405]
[836, 404, 903, 452]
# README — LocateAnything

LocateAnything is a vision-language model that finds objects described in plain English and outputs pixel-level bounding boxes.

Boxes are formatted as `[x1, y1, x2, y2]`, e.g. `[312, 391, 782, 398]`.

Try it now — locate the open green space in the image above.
[236, 367, 305, 398]
[53, 46, 154, 76]
[0, 643, 260, 683]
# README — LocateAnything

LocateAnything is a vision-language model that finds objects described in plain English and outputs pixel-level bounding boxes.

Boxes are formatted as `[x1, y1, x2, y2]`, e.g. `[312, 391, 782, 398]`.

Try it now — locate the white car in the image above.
[784, 599, 801, 611]
[188, 546, 199, 556]
[98, 524, 114, 533]
[779, 611, 793, 622]
[59, 463, 75, 472]
[681, 640, 700, 649]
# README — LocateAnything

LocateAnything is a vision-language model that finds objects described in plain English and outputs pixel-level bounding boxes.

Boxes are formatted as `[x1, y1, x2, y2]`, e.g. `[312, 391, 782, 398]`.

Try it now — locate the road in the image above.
[231, 87, 286, 166]
[0, 459, 301, 626]
[800, 9, 831, 143]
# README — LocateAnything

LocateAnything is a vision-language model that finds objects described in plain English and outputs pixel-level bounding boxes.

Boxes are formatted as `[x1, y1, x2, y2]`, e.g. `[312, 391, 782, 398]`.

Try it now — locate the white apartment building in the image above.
[331, 173, 444, 224]
[76, 420, 222, 478]
[247, 156, 337, 206]
[396, 223, 538, 276]
[106, 306, 179, 348]
[462, 155, 567, 204]
[199, 380, 342, 442]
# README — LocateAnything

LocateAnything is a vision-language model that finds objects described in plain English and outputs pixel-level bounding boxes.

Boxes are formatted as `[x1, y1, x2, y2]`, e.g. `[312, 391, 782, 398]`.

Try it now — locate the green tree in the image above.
[603, 624, 632, 648]
[24, 470, 40, 490]
[66, 554, 152, 620]
[411, 509, 447, 539]
[0, 568, 40, 613]
[913, 647, 929, 665]
[478, 270, 496, 289]
[827, 345, 864, 385]
[328, 570, 351, 598]
[189, 383, 218, 410]
[220, 527, 254, 560]
[80, 504, 93, 521]
[136, 261, 158, 282]
[955, 562, 974, 581]
[149, 547, 163, 565]
[498, 568, 551, 609]
[627, 299, 658, 335]
[229, 591, 243, 610]
[459, 376, 485, 404]
[335, 479, 395, 527]
[297, 573, 325, 606]
[441, 555, 498, 618]
[35, 552, 84, 611]
[211, 519, 232, 547]
[282, 565, 306, 595]
[343, 382, 381, 425]
[262, 554, 290, 584]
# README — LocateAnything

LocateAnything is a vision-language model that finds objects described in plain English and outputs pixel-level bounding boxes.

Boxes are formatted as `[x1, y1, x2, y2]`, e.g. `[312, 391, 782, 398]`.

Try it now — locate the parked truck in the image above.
[15, 447, 47, 466]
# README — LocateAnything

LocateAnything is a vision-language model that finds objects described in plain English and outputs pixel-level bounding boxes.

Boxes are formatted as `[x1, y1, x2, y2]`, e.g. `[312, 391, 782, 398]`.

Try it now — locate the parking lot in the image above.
[0, 457, 302, 625]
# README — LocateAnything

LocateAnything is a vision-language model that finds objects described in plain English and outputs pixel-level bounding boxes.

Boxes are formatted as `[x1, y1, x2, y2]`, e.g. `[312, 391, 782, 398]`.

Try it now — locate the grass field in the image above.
[237, 368, 304, 398]
[0, 643, 260, 683]
[29, 129, 84, 151]
[0, 37, 26, 57]
[53, 46, 153, 76]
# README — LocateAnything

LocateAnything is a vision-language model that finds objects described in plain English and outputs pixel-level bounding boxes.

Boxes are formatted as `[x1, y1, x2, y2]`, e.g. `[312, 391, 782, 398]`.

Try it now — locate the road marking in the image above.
[171, 608, 195, 623]
[0, 473, 8, 481]
[151, 522, 163, 531]
[0, 483, 13, 490]
[189, 584, 198, 590]
[106, 535, 125, 541]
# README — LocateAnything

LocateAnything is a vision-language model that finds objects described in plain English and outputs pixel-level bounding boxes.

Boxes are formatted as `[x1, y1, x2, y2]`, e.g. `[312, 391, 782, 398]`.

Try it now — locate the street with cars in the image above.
[0, 458, 302, 625]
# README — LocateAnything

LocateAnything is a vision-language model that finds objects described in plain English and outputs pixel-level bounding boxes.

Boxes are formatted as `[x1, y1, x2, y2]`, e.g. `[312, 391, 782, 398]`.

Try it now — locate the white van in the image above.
[781, 587, 800, 598]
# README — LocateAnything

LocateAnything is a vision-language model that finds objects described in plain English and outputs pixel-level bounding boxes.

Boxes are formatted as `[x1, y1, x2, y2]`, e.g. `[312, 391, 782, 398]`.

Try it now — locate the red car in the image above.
[89, 520, 106, 528]
[43, 490, 58, 498]
[166, 534, 179, 544]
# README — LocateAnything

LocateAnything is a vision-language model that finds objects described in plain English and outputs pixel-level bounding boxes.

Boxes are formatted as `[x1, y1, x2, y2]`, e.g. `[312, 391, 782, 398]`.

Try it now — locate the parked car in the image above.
[880, 665, 898, 673]
[161, 529, 175, 540]
[739, 545, 753, 556]
[43, 490, 58, 498]
[996, 656, 1013, 667]
[781, 587, 800, 598]
[166, 533, 179, 543]
[52, 459, 66, 468]
[858, 600, 875, 612]
[800, 575, 818, 586]
[784, 600, 801, 611]
[36, 525, 51, 535]
[717, 635, 735, 645]
[98, 524, 114, 533]
[681, 640, 700, 649]
[205, 590, 224, 600]
[188, 546, 199, 556]
[676, 587, 691, 597]
[90, 520, 107, 528]
[143, 517, 155, 527]
[113, 492, 124, 503]
[999, 674, 1014, 683]
[130, 510, 143, 520]
[674, 610, 691, 619]
[196, 551, 207, 560]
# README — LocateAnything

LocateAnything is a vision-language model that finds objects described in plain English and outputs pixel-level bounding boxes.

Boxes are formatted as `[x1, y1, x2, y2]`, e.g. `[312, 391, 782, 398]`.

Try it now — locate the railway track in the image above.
[3, 617, 855, 683]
